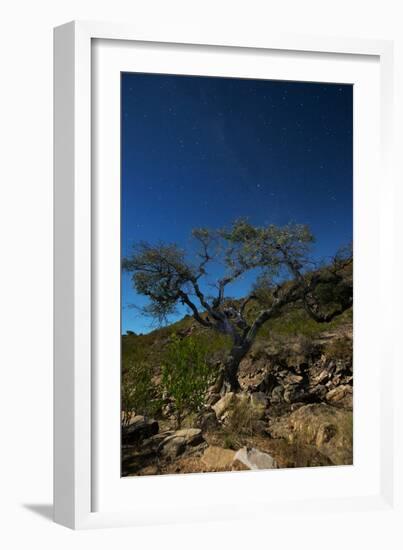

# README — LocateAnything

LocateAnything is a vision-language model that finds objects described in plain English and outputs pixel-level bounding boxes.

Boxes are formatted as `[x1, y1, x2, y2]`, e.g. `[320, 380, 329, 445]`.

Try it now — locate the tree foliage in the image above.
[123, 219, 352, 391]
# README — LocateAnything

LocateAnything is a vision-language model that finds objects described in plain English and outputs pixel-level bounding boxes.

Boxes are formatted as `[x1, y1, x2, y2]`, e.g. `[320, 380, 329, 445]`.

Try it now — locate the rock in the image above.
[137, 465, 159, 476]
[122, 416, 159, 444]
[202, 446, 236, 470]
[283, 384, 302, 403]
[270, 385, 284, 403]
[174, 428, 204, 445]
[309, 384, 328, 401]
[141, 430, 174, 451]
[231, 458, 250, 471]
[284, 373, 304, 384]
[159, 428, 205, 459]
[212, 392, 235, 418]
[326, 385, 353, 408]
[159, 436, 187, 459]
[269, 403, 352, 465]
[254, 438, 334, 468]
[254, 372, 277, 394]
[286, 354, 309, 368]
[232, 447, 278, 470]
[312, 369, 330, 385]
[250, 392, 268, 408]
[206, 392, 221, 407]
[197, 410, 219, 431]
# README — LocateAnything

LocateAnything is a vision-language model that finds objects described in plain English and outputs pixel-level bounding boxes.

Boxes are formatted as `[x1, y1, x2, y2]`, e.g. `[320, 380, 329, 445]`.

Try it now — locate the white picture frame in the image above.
[54, 20, 397, 530]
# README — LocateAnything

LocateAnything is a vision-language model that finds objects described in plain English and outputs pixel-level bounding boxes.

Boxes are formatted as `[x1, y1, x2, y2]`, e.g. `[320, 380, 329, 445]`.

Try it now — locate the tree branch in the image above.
[177, 290, 211, 328]
[215, 268, 244, 306]
[240, 293, 257, 318]
[245, 284, 301, 345]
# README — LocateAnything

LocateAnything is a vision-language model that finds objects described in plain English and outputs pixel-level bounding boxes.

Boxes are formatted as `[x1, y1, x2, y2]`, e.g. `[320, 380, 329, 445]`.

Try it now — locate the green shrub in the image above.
[121, 359, 159, 426]
[162, 335, 215, 428]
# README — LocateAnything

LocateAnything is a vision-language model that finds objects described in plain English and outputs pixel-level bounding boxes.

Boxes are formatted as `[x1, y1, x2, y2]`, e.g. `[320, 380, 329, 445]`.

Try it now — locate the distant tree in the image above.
[123, 220, 352, 392]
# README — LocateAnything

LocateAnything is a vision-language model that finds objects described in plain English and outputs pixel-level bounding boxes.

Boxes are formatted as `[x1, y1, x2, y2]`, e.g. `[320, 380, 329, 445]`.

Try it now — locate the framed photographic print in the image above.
[54, 21, 397, 530]
[119, 72, 355, 477]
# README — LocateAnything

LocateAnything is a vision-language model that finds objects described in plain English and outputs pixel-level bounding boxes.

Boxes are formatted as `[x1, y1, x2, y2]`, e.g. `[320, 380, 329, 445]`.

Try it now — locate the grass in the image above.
[256, 306, 352, 340]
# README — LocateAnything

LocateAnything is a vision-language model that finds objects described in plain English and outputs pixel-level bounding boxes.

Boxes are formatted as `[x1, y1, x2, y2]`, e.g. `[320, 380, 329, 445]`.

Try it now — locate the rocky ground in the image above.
[122, 324, 353, 476]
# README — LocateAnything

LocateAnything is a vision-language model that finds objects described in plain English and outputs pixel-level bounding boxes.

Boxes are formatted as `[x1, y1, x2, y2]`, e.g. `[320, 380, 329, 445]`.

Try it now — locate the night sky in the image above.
[121, 73, 353, 334]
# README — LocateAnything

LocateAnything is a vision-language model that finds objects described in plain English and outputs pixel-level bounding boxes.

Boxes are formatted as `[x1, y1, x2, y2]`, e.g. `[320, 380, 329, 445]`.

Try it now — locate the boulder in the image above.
[206, 392, 221, 407]
[311, 368, 331, 386]
[122, 415, 159, 444]
[202, 446, 236, 470]
[326, 385, 353, 409]
[283, 384, 302, 404]
[174, 428, 205, 445]
[254, 372, 277, 394]
[137, 465, 159, 476]
[159, 428, 205, 459]
[141, 430, 174, 451]
[232, 447, 278, 470]
[197, 410, 219, 431]
[308, 384, 328, 401]
[253, 438, 333, 468]
[270, 385, 284, 404]
[213, 392, 266, 425]
[284, 373, 304, 385]
[212, 392, 235, 419]
[269, 403, 352, 465]
[159, 436, 187, 459]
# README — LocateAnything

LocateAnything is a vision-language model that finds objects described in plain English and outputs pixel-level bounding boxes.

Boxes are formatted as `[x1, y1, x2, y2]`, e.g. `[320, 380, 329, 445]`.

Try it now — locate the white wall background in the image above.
[0, 0, 402, 547]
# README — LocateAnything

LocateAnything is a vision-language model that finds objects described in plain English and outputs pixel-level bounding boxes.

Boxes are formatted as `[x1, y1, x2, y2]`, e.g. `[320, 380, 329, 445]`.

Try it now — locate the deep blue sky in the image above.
[121, 73, 352, 334]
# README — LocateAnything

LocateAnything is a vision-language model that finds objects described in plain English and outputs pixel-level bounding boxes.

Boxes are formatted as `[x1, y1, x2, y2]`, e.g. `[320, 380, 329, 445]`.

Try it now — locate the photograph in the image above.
[120, 72, 353, 477]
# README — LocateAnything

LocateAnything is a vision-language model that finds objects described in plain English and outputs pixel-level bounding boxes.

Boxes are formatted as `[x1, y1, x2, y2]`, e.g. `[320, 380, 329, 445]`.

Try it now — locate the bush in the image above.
[121, 359, 159, 426]
[162, 335, 215, 427]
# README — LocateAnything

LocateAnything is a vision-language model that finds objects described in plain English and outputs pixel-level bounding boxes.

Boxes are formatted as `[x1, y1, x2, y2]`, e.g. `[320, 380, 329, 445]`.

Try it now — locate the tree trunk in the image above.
[221, 343, 251, 393]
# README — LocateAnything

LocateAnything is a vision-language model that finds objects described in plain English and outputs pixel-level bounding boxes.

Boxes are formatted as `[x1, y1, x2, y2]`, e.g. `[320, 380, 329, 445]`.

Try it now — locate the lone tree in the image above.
[123, 220, 352, 393]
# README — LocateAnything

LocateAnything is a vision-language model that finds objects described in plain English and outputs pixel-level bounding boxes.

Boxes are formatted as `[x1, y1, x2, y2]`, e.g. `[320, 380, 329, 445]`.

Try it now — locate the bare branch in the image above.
[215, 268, 245, 305]
[245, 282, 302, 345]
[240, 293, 257, 317]
[177, 289, 211, 328]
[192, 227, 217, 279]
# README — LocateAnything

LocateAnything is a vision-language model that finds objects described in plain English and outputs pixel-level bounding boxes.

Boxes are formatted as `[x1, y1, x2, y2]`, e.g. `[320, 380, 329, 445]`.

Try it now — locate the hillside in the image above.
[121, 260, 353, 475]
